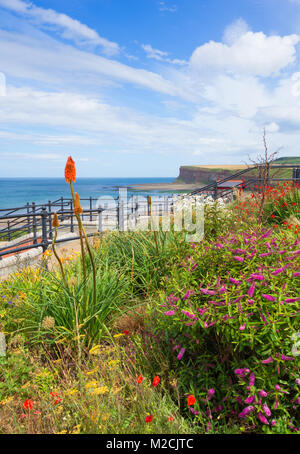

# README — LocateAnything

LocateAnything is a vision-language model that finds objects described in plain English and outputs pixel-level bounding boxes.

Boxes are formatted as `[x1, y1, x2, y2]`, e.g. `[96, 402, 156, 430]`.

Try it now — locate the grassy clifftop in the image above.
[175, 158, 299, 185]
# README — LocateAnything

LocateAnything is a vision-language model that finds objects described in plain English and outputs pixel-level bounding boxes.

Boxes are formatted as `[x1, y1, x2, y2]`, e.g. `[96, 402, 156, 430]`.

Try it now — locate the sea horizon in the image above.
[0, 177, 176, 209]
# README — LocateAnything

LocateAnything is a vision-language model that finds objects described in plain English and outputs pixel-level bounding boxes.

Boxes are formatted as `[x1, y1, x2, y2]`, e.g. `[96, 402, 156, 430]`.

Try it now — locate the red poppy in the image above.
[187, 395, 196, 406]
[152, 376, 160, 387]
[23, 399, 34, 410]
[136, 374, 143, 383]
[64, 156, 76, 184]
[145, 414, 153, 423]
[123, 330, 130, 335]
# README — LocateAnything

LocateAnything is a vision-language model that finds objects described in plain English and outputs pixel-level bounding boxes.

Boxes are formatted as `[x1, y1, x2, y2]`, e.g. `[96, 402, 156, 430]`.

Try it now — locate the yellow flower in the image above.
[89, 345, 101, 355]
[86, 368, 98, 376]
[85, 380, 98, 389]
[108, 360, 120, 367]
[56, 430, 68, 435]
[101, 413, 110, 422]
[54, 405, 64, 415]
[0, 397, 13, 406]
[65, 389, 78, 397]
[113, 333, 124, 338]
[71, 424, 81, 434]
[90, 386, 109, 395]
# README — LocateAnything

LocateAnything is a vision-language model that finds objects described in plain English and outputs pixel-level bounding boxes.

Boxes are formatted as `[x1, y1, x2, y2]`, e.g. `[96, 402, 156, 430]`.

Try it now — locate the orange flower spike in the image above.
[65, 156, 76, 184]
[74, 193, 83, 215]
[52, 212, 60, 228]
[136, 374, 143, 384]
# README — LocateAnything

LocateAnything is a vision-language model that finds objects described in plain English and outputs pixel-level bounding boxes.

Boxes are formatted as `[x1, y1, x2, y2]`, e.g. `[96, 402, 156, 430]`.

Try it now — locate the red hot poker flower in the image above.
[74, 193, 83, 215]
[152, 376, 160, 387]
[65, 156, 76, 183]
[23, 399, 34, 410]
[145, 414, 153, 423]
[136, 374, 143, 384]
[187, 395, 196, 406]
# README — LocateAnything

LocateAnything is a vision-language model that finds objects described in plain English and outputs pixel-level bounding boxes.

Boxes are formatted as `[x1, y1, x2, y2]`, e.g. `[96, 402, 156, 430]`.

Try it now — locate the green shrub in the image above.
[153, 225, 300, 432]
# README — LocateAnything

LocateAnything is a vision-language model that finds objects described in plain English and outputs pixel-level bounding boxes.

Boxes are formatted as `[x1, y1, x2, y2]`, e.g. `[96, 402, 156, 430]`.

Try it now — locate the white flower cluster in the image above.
[172, 194, 229, 211]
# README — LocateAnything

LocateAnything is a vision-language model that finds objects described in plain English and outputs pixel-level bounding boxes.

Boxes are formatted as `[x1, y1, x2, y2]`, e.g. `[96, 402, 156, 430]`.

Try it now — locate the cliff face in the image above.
[177, 166, 235, 184]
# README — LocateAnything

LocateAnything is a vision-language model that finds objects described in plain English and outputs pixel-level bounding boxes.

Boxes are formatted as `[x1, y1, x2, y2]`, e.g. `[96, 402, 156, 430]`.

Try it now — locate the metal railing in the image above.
[189, 164, 300, 199]
[0, 195, 175, 259]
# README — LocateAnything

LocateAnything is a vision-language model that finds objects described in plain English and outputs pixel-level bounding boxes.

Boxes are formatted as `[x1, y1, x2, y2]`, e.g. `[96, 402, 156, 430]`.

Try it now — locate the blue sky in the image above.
[0, 0, 300, 177]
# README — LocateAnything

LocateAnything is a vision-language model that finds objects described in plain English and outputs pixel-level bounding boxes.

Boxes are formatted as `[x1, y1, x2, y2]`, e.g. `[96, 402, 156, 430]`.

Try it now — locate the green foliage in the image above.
[263, 185, 300, 226]
[153, 225, 300, 432]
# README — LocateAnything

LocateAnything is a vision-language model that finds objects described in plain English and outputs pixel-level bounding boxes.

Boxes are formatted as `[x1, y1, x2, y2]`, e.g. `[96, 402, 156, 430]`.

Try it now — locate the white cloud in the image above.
[0, 29, 178, 96]
[190, 31, 300, 77]
[158, 2, 177, 13]
[223, 18, 250, 45]
[141, 44, 187, 65]
[0, 0, 119, 55]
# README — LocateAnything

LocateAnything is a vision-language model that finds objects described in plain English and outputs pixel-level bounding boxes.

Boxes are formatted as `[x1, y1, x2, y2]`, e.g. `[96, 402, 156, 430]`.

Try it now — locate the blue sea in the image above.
[0, 177, 175, 209]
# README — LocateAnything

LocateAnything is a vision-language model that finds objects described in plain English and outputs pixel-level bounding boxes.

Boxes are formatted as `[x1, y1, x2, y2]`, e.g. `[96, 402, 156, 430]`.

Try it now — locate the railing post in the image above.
[147, 196, 152, 216]
[61, 197, 64, 221]
[118, 198, 125, 232]
[89, 197, 93, 222]
[164, 195, 168, 214]
[41, 207, 48, 254]
[32, 202, 37, 244]
[48, 201, 52, 240]
[98, 208, 103, 232]
[26, 202, 30, 233]
[213, 182, 218, 200]
[7, 221, 10, 241]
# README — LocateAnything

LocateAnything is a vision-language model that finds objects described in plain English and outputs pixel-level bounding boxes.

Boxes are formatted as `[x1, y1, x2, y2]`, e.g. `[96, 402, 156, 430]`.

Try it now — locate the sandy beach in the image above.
[129, 182, 200, 191]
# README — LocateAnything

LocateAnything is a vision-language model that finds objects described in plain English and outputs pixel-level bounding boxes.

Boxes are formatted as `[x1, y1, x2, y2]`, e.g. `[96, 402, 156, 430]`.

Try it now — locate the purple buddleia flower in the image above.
[259, 390, 268, 397]
[238, 406, 255, 418]
[230, 277, 241, 285]
[250, 273, 265, 281]
[200, 288, 216, 296]
[257, 412, 269, 425]
[262, 403, 271, 417]
[261, 294, 276, 302]
[239, 324, 246, 331]
[233, 256, 244, 262]
[259, 252, 272, 257]
[244, 395, 254, 404]
[208, 388, 215, 400]
[249, 373, 255, 387]
[164, 310, 175, 316]
[280, 354, 294, 361]
[235, 368, 250, 377]
[177, 347, 186, 360]
[261, 356, 274, 364]
[285, 297, 300, 303]
[271, 267, 287, 276]
[248, 282, 255, 298]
